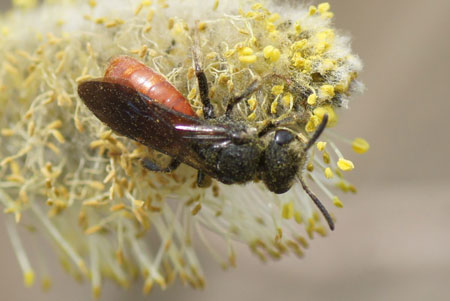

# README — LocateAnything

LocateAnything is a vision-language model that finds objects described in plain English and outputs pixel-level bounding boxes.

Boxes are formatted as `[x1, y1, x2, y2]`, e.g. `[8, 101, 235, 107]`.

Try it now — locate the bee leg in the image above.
[192, 22, 215, 119]
[141, 158, 180, 173]
[193, 56, 216, 119]
[225, 78, 261, 117]
[197, 171, 212, 188]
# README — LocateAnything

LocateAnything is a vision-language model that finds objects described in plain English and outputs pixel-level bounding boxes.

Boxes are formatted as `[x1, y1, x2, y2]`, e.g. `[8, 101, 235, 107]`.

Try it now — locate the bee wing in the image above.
[78, 80, 233, 172]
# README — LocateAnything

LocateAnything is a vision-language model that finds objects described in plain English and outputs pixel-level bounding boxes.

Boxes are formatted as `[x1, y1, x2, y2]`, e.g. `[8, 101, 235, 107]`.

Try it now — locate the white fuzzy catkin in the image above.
[0, 0, 364, 295]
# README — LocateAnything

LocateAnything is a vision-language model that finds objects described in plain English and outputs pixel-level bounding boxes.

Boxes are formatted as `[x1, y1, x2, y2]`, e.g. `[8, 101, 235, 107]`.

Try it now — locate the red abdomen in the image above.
[104, 56, 196, 116]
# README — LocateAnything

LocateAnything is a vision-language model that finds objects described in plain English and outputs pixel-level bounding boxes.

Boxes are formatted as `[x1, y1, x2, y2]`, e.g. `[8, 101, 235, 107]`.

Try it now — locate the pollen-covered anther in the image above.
[271, 85, 284, 95]
[282, 93, 293, 107]
[307, 93, 317, 105]
[352, 138, 370, 154]
[319, 84, 335, 100]
[308, 5, 317, 16]
[324, 167, 334, 179]
[317, 141, 327, 151]
[281, 201, 294, 219]
[318, 3, 330, 14]
[313, 105, 338, 127]
[332, 196, 343, 208]
[263, 45, 281, 63]
[337, 158, 355, 171]
[238, 47, 257, 63]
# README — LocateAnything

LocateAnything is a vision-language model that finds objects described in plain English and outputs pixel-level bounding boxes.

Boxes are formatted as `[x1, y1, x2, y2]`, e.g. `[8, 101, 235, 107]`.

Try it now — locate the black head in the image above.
[261, 130, 305, 194]
[259, 115, 335, 230]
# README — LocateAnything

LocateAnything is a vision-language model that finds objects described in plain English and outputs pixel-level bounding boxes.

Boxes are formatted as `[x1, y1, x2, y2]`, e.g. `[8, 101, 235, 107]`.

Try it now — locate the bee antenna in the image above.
[305, 114, 328, 151]
[299, 176, 335, 231]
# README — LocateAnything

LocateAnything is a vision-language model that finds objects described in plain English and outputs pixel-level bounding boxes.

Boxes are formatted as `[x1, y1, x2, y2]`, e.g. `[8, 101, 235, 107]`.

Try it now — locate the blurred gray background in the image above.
[1, 0, 449, 300]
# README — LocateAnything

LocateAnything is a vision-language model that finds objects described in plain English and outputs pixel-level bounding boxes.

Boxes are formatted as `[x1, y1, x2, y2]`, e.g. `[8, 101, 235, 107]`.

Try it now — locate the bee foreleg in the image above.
[196, 171, 212, 188]
[141, 158, 180, 173]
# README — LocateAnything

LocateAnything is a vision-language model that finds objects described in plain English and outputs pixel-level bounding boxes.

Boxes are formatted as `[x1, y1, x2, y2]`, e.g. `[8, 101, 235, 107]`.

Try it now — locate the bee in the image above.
[78, 55, 334, 230]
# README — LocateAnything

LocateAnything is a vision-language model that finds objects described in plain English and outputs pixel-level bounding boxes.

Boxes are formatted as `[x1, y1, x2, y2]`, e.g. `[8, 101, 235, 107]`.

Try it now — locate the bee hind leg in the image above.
[141, 158, 180, 173]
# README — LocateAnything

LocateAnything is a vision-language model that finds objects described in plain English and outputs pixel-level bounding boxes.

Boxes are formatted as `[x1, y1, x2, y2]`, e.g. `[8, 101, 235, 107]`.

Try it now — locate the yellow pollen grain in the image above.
[291, 39, 307, 51]
[135, 1, 150, 15]
[308, 5, 317, 15]
[294, 211, 303, 224]
[352, 138, 370, 154]
[251, 3, 263, 10]
[336, 181, 349, 192]
[305, 115, 319, 132]
[281, 201, 294, 219]
[265, 21, 275, 31]
[337, 158, 354, 171]
[191, 203, 202, 215]
[282, 93, 293, 107]
[1, 128, 15, 136]
[46, 120, 63, 130]
[320, 85, 335, 99]
[24, 270, 35, 287]
[224, 49, 236, 57]
[317, 141, 327, 151]
[307, 93, 317, 105]
[41, 276, 52, 292]
[89, 181, 105, 190]
[318, 2, 331, 13]
[270, 99, 278, 114]
[146, 9, 155, 22]
[246, 11, 257, 18]
[51, 130, 65, 144]
[323, 152, 330, 164]
[198, 22, 207, 31]
[324, 167, 334, 179]
[313, 105, 338, 127]
[247, 111, 256, 121]
[294, 22, 302, 34]
[110, 203, 126, 211]
[247, 96, 257, 110]
[239, 46, 253, 56]
[239, 55, 257, 64]
[306, 162, 314, 172]
[88, 0, 97, 8]
[187, 87, 196, 100]
[333, 196, 343, 208]
[85, 225, 102, 235]
[271, 85, 284, 95]
[134, 199, 144, 208]
[315, 41, 330, 54]
[269, 13, 280, 23]
[263, 45, 281, 63]
[83, 200, 108, 207]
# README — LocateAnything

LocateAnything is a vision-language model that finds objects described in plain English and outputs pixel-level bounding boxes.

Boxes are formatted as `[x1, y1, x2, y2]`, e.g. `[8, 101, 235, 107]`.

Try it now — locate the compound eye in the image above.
[274, 130, 294, 145]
